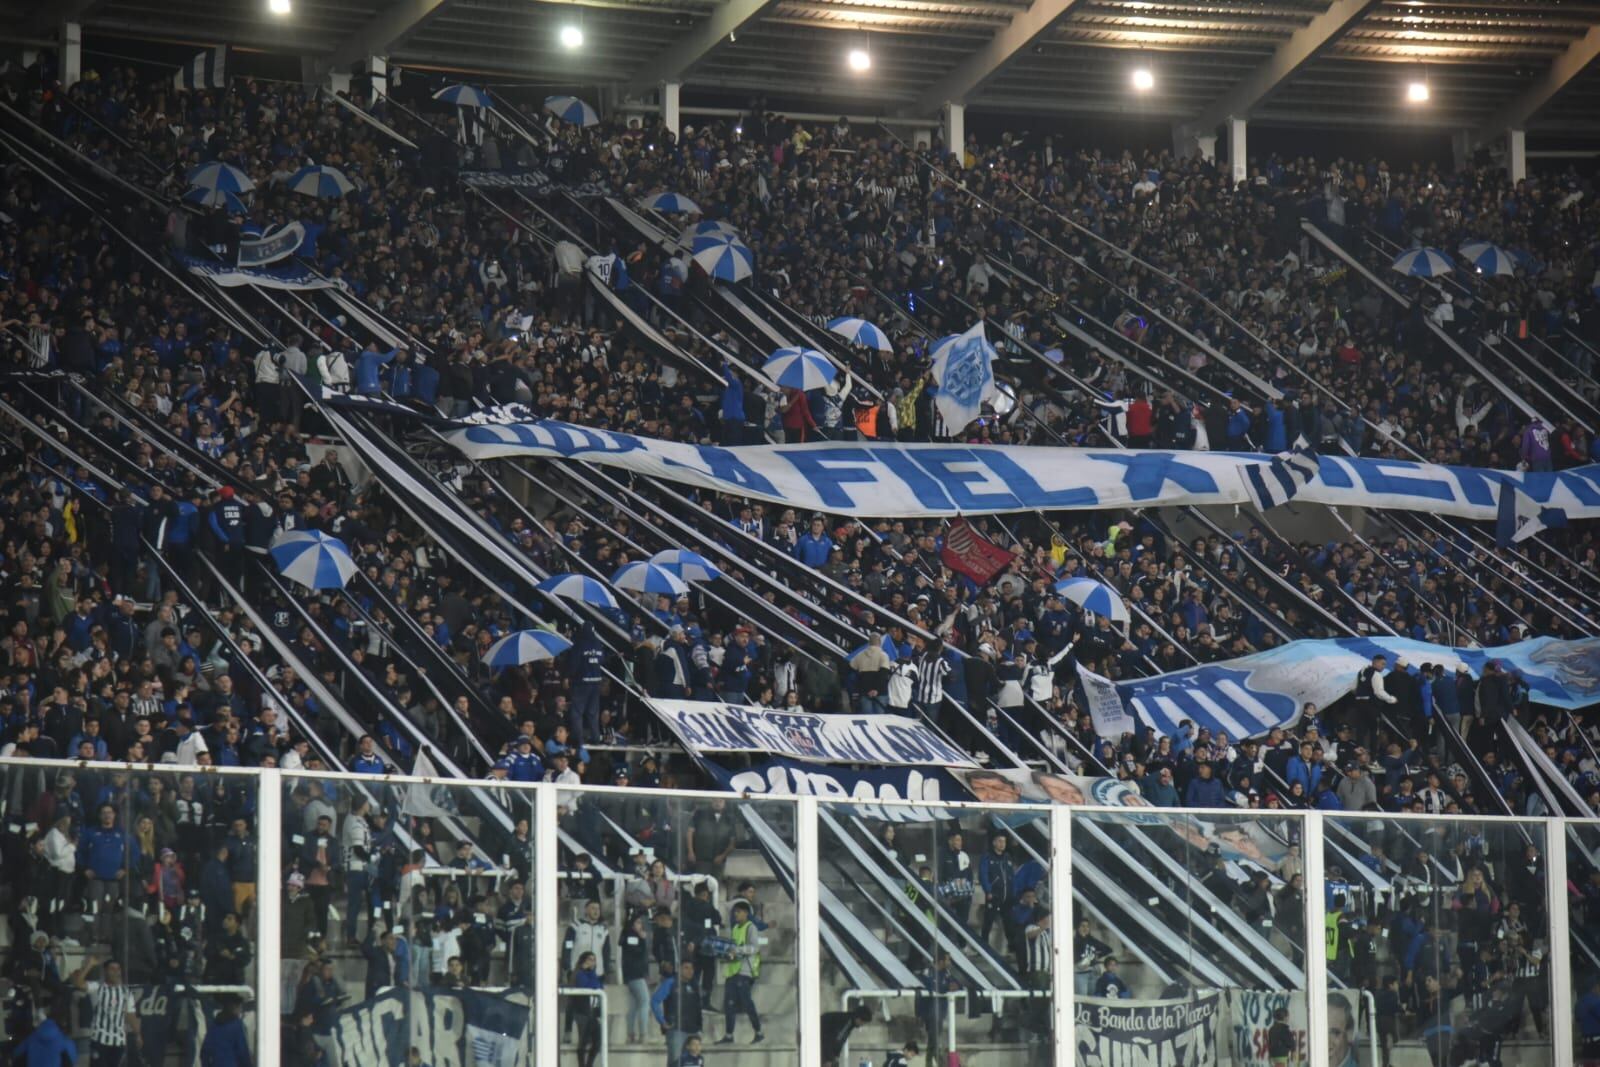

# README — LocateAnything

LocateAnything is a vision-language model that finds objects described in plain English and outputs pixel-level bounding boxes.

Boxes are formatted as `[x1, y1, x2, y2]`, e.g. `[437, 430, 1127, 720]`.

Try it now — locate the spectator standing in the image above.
[716, 901, 763, 1045]
[651, 959, 704, 1066]
[71, 955, 140, 1067]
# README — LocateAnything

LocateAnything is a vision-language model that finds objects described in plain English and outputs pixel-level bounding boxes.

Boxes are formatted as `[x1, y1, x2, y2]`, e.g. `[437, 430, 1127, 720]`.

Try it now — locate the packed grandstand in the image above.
[0, 24, 1598, 1067]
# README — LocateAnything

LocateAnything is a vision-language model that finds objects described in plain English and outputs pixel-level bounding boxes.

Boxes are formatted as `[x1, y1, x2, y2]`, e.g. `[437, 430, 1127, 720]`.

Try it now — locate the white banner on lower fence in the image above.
[1076, 992, 1222, 1067]
[442, 417, 1600, 522]
[648, 697, 979, 768]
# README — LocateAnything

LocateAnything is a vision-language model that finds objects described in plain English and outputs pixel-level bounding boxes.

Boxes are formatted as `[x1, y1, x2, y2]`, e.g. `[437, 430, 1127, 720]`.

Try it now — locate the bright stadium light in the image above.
[1407, 79, 1430, 102]
[560, 24, 585, 49]
[268, 0, 291, 14]
[848, 47, 872, 72]
[1131, 66, 1155, 92]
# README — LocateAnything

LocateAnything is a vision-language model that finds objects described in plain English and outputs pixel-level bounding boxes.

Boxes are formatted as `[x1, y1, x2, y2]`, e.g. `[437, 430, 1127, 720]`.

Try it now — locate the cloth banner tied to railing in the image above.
[442, 417, 1600, 522]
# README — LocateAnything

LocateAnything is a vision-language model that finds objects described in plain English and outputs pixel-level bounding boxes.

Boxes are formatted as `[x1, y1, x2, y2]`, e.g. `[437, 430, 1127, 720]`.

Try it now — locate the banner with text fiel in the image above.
[1076, 992, 1221, 1067]
[650, 698, 978, 768]
[442, 418, 1600, 522]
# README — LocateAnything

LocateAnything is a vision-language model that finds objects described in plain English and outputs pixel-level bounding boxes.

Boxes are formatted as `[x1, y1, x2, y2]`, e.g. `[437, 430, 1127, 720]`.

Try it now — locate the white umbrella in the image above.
[1391, 248, 1453, 278]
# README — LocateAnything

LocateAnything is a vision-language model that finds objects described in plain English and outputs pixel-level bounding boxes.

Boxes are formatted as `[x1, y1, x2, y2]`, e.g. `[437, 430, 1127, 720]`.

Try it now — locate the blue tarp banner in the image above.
[1116, 635, 1600, 740]
[443, 418, 1600, 521]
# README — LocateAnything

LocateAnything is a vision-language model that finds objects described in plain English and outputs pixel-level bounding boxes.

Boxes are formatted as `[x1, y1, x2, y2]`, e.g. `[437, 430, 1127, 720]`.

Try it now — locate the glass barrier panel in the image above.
[816, 799, 1057, 1067]
[1568, 820, 1600, 1066]
[0, 762, 260, 1065]
[1073, 807, 1308, 1067]
[279, 771, 538, 1066]
[1326, 813, 1554, 1067]
[557, 785, 798, 1064]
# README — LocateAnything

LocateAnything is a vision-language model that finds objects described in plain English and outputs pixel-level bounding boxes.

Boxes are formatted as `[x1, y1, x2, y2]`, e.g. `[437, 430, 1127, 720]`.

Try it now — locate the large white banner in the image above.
[1079, 664, 1136, 739]
[443, 418, 1600, 522]
[651, 698, 979, 768]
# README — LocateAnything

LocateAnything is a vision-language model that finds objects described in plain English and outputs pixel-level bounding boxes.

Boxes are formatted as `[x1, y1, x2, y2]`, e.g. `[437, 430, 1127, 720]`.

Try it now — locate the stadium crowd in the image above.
[0, 52, 1595, 1067]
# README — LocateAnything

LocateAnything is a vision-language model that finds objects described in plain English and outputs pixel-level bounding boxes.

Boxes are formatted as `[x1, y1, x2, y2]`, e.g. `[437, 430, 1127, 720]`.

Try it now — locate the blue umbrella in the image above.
[1459, 241, 1515, 277]
[1053, 577, 1130, 625]
[481, 629, 573, 668]
[187, 161, 254, 194]
[680, 220, 739, 246]
[536, 573, 619, 609]
[433, 83, 493, 109]
[641, 192, 701, 214]
[286, 165, 355, 199]
[611, 561, 690, 596]
[1391, 247, 1453, 278]
[545, 95, 599, 127]
[184, 187, 247, 214]
[762, 347, 836, 391]
[269, 530, 357, 590]
[691, 235, 755, 282]
[649, 549, 722, 582]
[827, 316, 893, 353]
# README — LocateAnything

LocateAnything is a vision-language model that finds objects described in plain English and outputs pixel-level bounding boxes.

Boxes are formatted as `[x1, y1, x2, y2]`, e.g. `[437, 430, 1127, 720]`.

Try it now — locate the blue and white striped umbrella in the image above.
[762, 347, 836, 391]
[649, 549, 722, 582]
[536, 573, 619, 609]
[682, 220, 740, 243]
[481, 629, 573, 668]
[433, 83, 493, 109]
[1390, 247, 1453, 278]
[183, 187, 247, 214]
[1459, 241, 1515, 277]
[826, 316, 893, 353]
[187, 161, 254, 195]
[1053, 577, 1130, 626]
[286, 165, 355, 199]
[269, 530, 357, 590]
[641, 192, 701, 215]
[611, 561, 690, 596]
[545, 95, 599, 127]
[691, 235, 755, 282]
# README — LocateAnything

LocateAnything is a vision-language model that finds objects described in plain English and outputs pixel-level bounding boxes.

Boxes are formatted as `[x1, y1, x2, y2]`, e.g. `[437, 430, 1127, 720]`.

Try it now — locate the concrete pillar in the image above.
[1507, 127, 1526, 183]
[1171, 124, 1215, 162]
[943, 101, 964, 167]
[912, 126, 933, 150]
[661, 81, 680, 141]
[327, 71, 351, 96]
[1227, 115, 1247, 187]
[366, 55, 387, 105]
[1450, 129, 1471, 172]
[61, 21, 81, 89]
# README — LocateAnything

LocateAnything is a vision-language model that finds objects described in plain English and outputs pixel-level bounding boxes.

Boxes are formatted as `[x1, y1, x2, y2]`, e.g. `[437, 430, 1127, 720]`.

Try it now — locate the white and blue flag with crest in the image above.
[929, 321, 997, 433]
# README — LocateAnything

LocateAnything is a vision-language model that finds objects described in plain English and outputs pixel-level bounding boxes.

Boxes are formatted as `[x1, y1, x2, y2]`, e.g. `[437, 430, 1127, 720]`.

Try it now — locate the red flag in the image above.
[940, 518, 1015, 584]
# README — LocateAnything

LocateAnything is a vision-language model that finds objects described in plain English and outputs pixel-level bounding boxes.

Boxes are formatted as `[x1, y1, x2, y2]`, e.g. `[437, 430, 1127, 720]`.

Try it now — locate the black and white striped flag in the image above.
[1242, 445, 1320, 510]
[174, 46, 226, 90]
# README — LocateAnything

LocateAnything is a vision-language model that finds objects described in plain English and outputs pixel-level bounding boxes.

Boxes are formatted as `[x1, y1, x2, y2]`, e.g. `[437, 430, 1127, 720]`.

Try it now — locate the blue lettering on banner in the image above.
[1355, 460, 1454, 501]
[778, 448, 881, 507]
[874, 448, 956, 509]
[685, 446, 780, 497]
[976, 451, 1101, 509]
[906, 449, 1019, 510]
[1450, 465, 1500, 507]
[1093, 452, 1219, 500]
[1315, 456, 1355, 489]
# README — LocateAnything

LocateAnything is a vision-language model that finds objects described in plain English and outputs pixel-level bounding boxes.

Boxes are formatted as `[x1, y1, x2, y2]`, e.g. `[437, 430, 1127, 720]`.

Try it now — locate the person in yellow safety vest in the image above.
[1325, 894, 1350, 982]
[717, 902, 764, 1045]
[1101, 519, 1133, 559]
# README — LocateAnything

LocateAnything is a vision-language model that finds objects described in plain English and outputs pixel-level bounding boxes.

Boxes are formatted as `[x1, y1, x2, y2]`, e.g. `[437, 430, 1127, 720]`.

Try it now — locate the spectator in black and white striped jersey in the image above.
[70, 954, 140, 1067]
[913, 638, 952, 722]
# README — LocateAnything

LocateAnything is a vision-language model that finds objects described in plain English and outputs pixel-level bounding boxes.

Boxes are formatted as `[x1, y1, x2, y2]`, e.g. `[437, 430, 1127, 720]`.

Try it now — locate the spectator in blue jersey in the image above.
[1183, 761, 1227, 808]
[200, 995, 252, 1067]
[1093, 956, 1131, 998]
[792, 517, 835, 568]
[354, 342, 400, 396]
[206, 485, 247, 585]
[567, 626, 607, 746]
[78, 803, 135, 913]
[350, 734, 386, 776]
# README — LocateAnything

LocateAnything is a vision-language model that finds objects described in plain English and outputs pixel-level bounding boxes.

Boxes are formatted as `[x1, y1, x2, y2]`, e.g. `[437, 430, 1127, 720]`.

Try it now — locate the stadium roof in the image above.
[6, 0, 1600, 138]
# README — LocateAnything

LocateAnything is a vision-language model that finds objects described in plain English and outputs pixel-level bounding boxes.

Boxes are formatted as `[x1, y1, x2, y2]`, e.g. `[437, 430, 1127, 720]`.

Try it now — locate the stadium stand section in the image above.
[0, 20, 1598, 1067]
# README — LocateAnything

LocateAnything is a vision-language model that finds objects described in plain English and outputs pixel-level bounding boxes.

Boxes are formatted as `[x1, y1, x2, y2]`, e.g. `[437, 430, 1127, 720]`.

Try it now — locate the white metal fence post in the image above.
[535, 785, 561, 1065]
[1303, 811, 1329, 1067]
[1051, 805, 1073, 1067]
[796, 796, 822, 1067]
[256, 768, 283, 1066]
[1548, 819, 1573, 1066]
